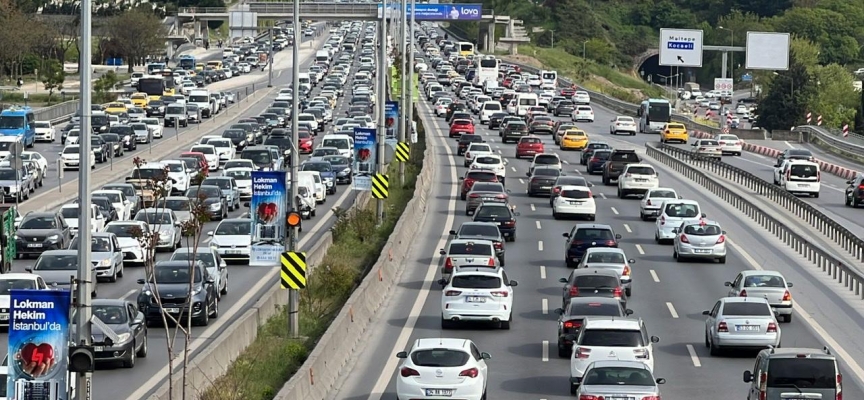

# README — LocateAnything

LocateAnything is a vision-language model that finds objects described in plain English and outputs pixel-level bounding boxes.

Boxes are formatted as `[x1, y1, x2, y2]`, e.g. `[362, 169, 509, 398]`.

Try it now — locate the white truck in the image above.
[188, 89, 213, 118]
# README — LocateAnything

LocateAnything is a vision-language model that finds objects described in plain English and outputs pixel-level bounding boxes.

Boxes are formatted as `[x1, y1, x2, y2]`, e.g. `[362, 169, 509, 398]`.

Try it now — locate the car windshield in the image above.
[573, 228, 615, 241]
[69, 237, 113, 252]
[448, 243, 493, 256]
[700, 140, 720, 146]
[533, 169, 560, 177]
[159, 198, 191, 212]
[62, 147, 80, 155]
[627, 166, 656, 175]
[210, 140, 232, 148]
[215, 221, 251, 235]
[60, 208, 80, 218]
[561, 189, 591, 199]
[135, 212, 173, 224]
[202, 179, 231, 190]
[649, 190, 676, 199]
[0, 169, 19, 181]
[743, 275, 785, 288]
[187, 187, 221, 198]
[321, 138, 349, 149]
[664, 203, 699, 218]
[683, 224, 722, 235]
[580, 329, 644, 347]
[104, 224, 138, 238]
[458, 224, 499, 238]
[130, 168, 166, 180]
[586, 252, 625, 264]
[35, 254, 77, 271]
[225, 169, 251, 179]
[452, 275, 502, 289]
[583, 367, 655, 386]
[171, 252, 216, 268]
[93, 192, 121, 203]
[534, 155, 559, 164]
[192, 146, 215, 155]
[93, 305, 128, 324]
[20, 216, 57, 230]
[410, 350, 469, 368]
[722, 302, 771, 316]
[302, 163, 331, 172]
[568, 301, 622, 316]
[153, 265, 202, 284]
[766, 359, 837, 389]
[0, 279, 37, 294]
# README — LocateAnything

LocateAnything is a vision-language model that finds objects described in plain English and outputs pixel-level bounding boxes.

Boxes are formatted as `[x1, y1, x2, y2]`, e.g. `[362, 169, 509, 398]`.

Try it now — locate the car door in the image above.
[469, 342, 489, 382]
[127, 303, 145, 345]
[112, 236, 123, 267]
[727, 273, 744, 297]
[36, 277, 47, 289]
[706, 300, 721, 336]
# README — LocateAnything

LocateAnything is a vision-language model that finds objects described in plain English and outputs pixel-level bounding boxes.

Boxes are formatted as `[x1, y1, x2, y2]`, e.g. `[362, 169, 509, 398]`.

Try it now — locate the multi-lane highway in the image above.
[329, 51, 864, 399]
[1, 25, 369, 400]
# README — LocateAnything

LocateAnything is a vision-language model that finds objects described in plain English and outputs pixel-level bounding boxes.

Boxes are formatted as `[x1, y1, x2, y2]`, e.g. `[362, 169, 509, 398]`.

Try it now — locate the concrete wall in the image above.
[730, 128, 766, 140]
[771, 130, 802, 142]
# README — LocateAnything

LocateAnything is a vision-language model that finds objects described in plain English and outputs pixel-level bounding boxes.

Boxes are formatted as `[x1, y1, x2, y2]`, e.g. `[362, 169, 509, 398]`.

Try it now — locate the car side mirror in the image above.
[701, 213, 706, 218]
[448, 230, 456, 235]
[743, 370, 754, 383]
[525, 172, 530, 177]
[724, 281, 732, 287]
[24, 268, 32, 273]
[436, 278, 448, 286]
[691, 142, 697, 146]
[774, 163, 781, 168]
[615, 234, 622, 239]
[559, 277, 568, 283]
[650, 336, 660, 343]
[396, 351, 408, 359]
[625, 309, 634, 316]
[562, 233, 569, 238]
[207, 231, 214, 236]
[656, 378, 667, 385]
[672, 228, 679, 234]
[847, 180, 854, 184]
[133, 312, 144, 325]
[509, 280, 518, 287]
[702, 310, 711, 315]
[787, 282, 793, 287]
[439, 249, 446, 255]
[480, 352, 491, 360]
[458, 177, 464, 181]
[628, 259, 635, 264]
[554, 308, 564, 315]
[678, 195, 683, 199]
[137, 278, 146, 284]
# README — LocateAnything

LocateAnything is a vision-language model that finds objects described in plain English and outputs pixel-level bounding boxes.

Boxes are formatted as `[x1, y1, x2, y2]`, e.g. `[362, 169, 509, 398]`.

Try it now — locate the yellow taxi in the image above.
[195, 63, 205, 71]
[559, 129, 589, 150]
[163, 87, 176, 96]
[660, 122, 689, 144]
[104, 102, 127, 114]
[130, 93, 148, 108]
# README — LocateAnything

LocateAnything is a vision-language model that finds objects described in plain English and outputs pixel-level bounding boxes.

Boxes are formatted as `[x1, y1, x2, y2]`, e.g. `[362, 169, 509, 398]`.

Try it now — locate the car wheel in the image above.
[570, 383, 578, 395]
[588, 215, 595, 221]
[137, 333, 148, 357]
[552, 211, 559, 219]
[441, 316, 453, 330]
[196, 302, 210, 326]
[784, 314, 792, 323]
[221, 278, 228, 295]
[122, 341, 136, 368]
[210, 298, 219, 318]
[117, 263, 124, 278]
[500, 315, 511, 330]
[709, 337, 721, 356]
[108, 268, 117, 283]
[718, 256, 726, 264]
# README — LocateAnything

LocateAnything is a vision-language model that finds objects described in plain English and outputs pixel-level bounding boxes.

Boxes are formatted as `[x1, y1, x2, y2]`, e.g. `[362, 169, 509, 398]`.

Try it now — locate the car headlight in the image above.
[47, 234, 60, 241]
[143, 290, 152, 296]
[240, 140, 246, 146]
[116, 332, 132, 343]
[98, 259, 111, 267]
[209, 203, 221, 210]
[192, 286, 202, 295]
[160, 229, 173, 238]
[340, 167, 351, 175]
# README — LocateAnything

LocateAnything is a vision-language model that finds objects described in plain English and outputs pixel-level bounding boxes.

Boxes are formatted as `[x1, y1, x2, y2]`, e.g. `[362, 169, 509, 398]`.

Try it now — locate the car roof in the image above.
[582, 316, 642, 330]
[413, 338, 471, 351]
[720, 296, 770, 304]
[0, 273, 41, 280]
[40, 250, 77, 256]
[449, 239, 494, 246]
[458, 221, 500, 229]
[584, 247, 625, 255]
[575, 223, 613, 230]
[452, 265, 503, 276]
[740, 270, 784, 278]
[761, 347, 836, 359]
[586, 360, 652, 370]
[660, 199, 700, 206]
[558, 185, 590, 191]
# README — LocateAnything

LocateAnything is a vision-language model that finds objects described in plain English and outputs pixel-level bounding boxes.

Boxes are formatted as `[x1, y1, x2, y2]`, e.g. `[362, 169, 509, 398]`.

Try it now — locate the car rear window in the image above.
[561, 189, 591, 199]
[568, 301, 623, 316]
[520, 137, 541, 144]
[573, 228, 615, 241]
[719, 135, 738, 141]
[458, 224, 500, 237]
[648, 189, 676, 199]
[449, 243, 493, 256]
[411, 349, 470, 367]
[471, 183, 502, 192]
[574, 275, 619, 288]
[460, 135, 482, 143]
[535, 155, 559, 164]
[788, 150, 812, 157]
[790, 164, 818, 177]
[475, 156, 500, 164]
[591, 151, 611, 160]
[664, 203, 699, 218]
[683, 224, 722, 235]
[667, 124, 685, 130]
[700, 140, 720, 146]
[743, 275, 786, 288]
[452, 275, 502, 289]
[610, 152, 639, 162]
[583, 367, 655, 386]
[580, 329, 644, 347]
[475, 206, 509, 219]
[627, 166, 656, 175]
[722, 302, 771, 316]
[766, 359, 837, 389]
[586, 252, 625, 264]
[466, 171, 497, 181]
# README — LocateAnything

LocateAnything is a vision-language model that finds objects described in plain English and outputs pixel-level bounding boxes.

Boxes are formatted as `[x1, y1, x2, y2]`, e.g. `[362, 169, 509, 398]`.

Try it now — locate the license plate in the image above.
[482, 197, 495, 201]
[798, 184, 809, 187]
[164, 308, 180, 313]
[226, 249, 242, 254]
[425, 389, 454, 396]
[94, 346, 104, 352]
[694, 249, 712, 254]
[635, 178, 647, 182]
[541, 186, 551, 189]
[27, 243, 42, 248]
[736, 325, 760, 332]
[466, 296, 486, 303]
[0, 314, 8, 320]
[569, 201, 582, 205]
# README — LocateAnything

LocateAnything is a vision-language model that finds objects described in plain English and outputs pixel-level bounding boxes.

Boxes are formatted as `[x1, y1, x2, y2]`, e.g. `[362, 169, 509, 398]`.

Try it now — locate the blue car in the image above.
[586, 149, 612, 175]
[301, 161, 337, 194]
[563, 224, 622, 268]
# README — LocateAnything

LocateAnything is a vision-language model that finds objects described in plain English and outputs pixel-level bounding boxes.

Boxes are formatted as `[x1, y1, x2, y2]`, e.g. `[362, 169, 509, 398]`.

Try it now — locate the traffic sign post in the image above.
[659, 28, 704, 67]
[714, 78, 733, 93]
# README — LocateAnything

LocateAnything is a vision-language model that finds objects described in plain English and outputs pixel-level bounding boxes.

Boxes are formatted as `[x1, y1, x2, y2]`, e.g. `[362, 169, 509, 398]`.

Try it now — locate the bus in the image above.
[458, 42, 475, 57]
[137, 76, 166, 99]
[637, 98, 672, 134]
[146, 63, 166, 75]
[179, 55, 196, 70]
[474, 56, 498, 86]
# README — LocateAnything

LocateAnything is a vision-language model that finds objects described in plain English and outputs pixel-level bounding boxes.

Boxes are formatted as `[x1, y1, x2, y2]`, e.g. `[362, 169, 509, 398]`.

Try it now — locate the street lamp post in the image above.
[582, 40, 588, 59]
[718, 26, 734, 79]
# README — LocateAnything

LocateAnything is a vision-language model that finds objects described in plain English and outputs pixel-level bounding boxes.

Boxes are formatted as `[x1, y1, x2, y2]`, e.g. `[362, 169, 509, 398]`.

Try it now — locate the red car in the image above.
[449, 119, 475, 137]
[180, 151, 209, 175]
[297, 130, 314, 154]
[560, 88, 576, 97]
[515, 136, 545, 159]
[459, 170, 499, 200]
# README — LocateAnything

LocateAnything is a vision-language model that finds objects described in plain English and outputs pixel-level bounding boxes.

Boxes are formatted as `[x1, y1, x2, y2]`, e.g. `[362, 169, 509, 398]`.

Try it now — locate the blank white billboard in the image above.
[746, 32, 790, 71]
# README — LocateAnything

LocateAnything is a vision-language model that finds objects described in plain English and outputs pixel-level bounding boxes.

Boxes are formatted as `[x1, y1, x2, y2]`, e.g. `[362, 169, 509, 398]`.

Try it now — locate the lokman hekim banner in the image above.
[353, 127, 377, 191]
[250, 171, 286, 266]
[7, 289, 71, 400]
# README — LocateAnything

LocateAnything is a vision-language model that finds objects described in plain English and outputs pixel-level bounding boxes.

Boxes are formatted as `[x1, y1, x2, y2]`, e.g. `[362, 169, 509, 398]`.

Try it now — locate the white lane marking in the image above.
[623, 224, 632, 233]
[536, 220, 542, 230]
[530, 203, 536, 211]
[538, 241, 544, 251]
[574, 169, 582, 175]
[686, 344, 702, 367]
[784, 141, 794, 149]
[203, 237, 212, 243]
[540, 265, 546, 280]
[599, 193, 607, 199]
[635, 244, 646, 255]
[728, 237, 864, 384]
[511, 166, 516, 172]
[121, 288, 138, 300]
[366, 102, 460, 400]
[497, 149, 502, 154]
[542, 340, 549, 362]
[562, 160, 569, 164]
[611, 207, 619, 215]
[650, 269, 660, 283]
[542, 298, 548, 315]
[666, 302, 680, 318]
[519, 178, 525, 184]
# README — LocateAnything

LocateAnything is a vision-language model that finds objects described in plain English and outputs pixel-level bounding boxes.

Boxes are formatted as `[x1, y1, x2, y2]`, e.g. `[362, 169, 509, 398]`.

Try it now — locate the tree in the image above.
[756, 59, 813, 131]
[40, 59, 65, 103]
[807, 64, 859, 128]
[105, 9, 166, 73]
[94, 71, 120, 103]
[769, 7, 859, 65]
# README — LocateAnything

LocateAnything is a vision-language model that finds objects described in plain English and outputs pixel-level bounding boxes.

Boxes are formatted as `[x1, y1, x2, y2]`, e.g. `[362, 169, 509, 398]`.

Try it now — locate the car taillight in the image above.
[634, 348, 650, 359]
[767, 322, 777, 332]
[504, 219, 516, 227]
[641, 397, 661, 400]
[646, 199, 652, 206]
[606, 240, 617, 246]
[782, 290, 792, 301]
[739, 289, 747, 297]
[493, 241, 503, 249]
[491, 291, 508, 297]
[785, 169, 791, 180]
[563, 320, 581, 329]
[444, 257, 454, 271]
[459, 367, 479, 378]
[715, 235, 725, 244]
[469, 193, 480, 198]
[575, 347, 591, 359]
[622, 265, 631, 276]
[444, 290, 462, 296]
[553, 187, 561, 194]
[759, 372, 768, 400]
[569, 286, 579, 296]
[487, 258, 496, 266]
[859, 184, 864, 190]
[624, 173, 632, 178]
[401, 367, 420, 377]
[590, 157, 598, 163]
[613, 287, 623, 299]
[659, 216, 666, 225]
[718, 321, 728, 332]
[699, 147, 706, 151]
[719, 141, 726, 145]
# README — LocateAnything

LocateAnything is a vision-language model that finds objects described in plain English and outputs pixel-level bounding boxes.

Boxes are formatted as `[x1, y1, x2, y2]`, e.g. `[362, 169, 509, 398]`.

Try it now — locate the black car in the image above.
[457, 134, 484, 156]
[91, 136, 111, 163]
[136, 260, 219, 326]
[449, 221, 506, 264]
[85, 299, 148, 367]
[579, 142, 612, 165]
[562, 223, 622, 268]
[15, 211, 72, 257]
[554, 297, 632, 358]
[845, 175, 864, 207]
[445, 103, 468, 121]
[99, 133, 125, 157]
[526, 166, 563, 197]
[559, 269, 628, 314]
[186, 185, 228, 219]
[146, 100, 165, 117]
[471, 202, 519, 242]
[222, 129, 248, 150]
[320, 155, 352, 184]
[586, 149, 611, 174]
[776, 148, 814, 165]
[488, 112, 508, 129]
[108, 125, 138, 150]
[263, 137, 293, 159]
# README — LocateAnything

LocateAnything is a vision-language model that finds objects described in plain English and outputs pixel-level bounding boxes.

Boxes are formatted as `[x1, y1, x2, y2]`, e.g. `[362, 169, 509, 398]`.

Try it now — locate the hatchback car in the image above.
[575, 247, 635, 296]
[563, 224, 622, 268]
[560, 129, 589, 151]
[554, 297, 633, 358]
[725, 270, 794, 322]
[449, 222, 506, 264]
[703, 297, 781, 355]
[459, 170, 499, 201]
[575, 360, 665, 399]
[580, 142, 612, 165]
[207, 218, 252, 263]
[438, 266, 518, 329]
[585, 149, 611, 175]
[515, 136, 544, 159]
[654, 199, 705, 243]
[672, 219, 727, 263]
[552, 185, 596, 220]
[617, 163, 659, 198]
[526, 166, 562, 197]
[569, 317, 658, 392]
[465, 182, 508, 215]
[559, 269, 627, 310]
[395, 338, 490, 400]
[660, 122, 688, 144]
[549, 176, 592, 205]
[639, 188, 680, 221]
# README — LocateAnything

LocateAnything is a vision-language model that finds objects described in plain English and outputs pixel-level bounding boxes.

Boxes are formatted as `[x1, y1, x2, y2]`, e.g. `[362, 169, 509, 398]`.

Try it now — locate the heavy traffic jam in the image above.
[392, 22, 843, 400]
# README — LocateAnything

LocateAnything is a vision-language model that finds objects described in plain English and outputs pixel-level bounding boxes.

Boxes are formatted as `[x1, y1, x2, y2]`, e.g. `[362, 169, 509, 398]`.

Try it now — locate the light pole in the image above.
[717, 26, 734, 79]
[582, 40, 588, 59]
[549, 30, 555, 49]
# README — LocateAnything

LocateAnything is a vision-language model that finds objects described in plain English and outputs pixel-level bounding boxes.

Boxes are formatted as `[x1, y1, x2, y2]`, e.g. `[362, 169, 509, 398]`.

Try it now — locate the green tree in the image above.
[770, 7, 859, 65]
[807, 64, 859, 128]
[93, 71, 120, 103]
[105, 9, 166, 73]
[40, 59, 65, 103]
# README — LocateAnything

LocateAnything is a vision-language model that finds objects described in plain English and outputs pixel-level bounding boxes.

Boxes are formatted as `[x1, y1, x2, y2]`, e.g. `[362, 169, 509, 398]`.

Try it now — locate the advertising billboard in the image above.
[7, 289, 71, 400]
[385, 101, 399, 139]
[378, 3, 483, 20]
[353, 127, 377, 191]
[250, 171, 286, 266]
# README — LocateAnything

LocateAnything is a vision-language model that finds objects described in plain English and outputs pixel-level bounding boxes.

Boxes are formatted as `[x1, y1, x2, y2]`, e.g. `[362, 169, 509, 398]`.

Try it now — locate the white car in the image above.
[275, 89, 293, 102]
[20, 151, 48, 176]
[552, 185, 596, 220]
[297, 113, 319, 132]
[672, 219, 727, 263]
[573, 91, 591, 105]
[617, 164, 659, 198]
[395, 338, 490, 400]
[160, 160, 191, 193]
[103, 221, 152, 265]
[208, 138, 236, 165]
[439, 265, 517, 329]
[609, 116, 637, 135]
[527, 75, 542, 86]
[772, 159, 821, 197]
[190, 144, 220, 171]
[469, 154, 506, 181]
[142, 118, 163, 139]
[60, 204, 104, 236]
[639, 187, 679, 221]
[208, 218, 252, 263]
[224, 167, 252, 199]
[91, 189, 134, 221]
[60, 144, 95, 170]
[463, 143, 493, 168]
[569, 317, 658, 392]
[715, 134, 743, 156]
[654, 199, 705, 243]
[572, 106, 594, 122]
[33, 121, 56, 142]
[0, 273, 47, 327]
[736, 104, 749, 114]
[439, 239, 499, 279]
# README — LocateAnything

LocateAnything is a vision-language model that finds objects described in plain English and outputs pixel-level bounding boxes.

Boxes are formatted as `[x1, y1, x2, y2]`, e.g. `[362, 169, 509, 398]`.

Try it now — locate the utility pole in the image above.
[407, 0, 415, 146]
[398, 0, 407, 185]
[75, 0, 94, 396]
[376, 1, 387, 224]
[287, 1, 300, 338]
[268, 27, 274, 88]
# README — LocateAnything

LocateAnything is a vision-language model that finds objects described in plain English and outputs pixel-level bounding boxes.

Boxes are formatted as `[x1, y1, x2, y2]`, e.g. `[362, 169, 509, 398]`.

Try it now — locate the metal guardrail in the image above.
[795, 125, 864, 158]
[646, 142, 864, 299]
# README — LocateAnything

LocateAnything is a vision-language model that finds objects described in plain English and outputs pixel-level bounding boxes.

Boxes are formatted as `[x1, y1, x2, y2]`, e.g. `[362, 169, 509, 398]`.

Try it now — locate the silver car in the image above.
[725, 270, 794, 322]
[639, 188, 679, 221]
[703, 297, 781, 356]
[575, 360, 664, 399]
[691, 139, 722, 159]
[654, 199, 704, 243]
[465, 182, 508, 215]
[575, 247, 634, 296]
[672, 219, 727, 263]
[69, 232, 124, 282]
[130, 123, 151, 144]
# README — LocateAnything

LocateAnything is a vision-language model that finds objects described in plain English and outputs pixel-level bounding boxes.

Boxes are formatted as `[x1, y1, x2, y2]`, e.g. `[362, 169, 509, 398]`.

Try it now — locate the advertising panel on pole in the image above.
[250, 171, 286, 266]
[714, 78, 733, 93]
[353, 127, 377, 191]
[378, 3, 482, 20]
[7, 289, 71, 400]
[745, 32, 790, 71]
[658, 28, 704, 67]
[385, 101, 399, 138]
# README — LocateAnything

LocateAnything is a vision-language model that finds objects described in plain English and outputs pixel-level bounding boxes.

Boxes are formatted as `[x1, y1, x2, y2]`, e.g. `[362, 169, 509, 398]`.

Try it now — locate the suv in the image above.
[562, 223, 622, 268]
[437, 265, 518, 329]
[743, 347, 841, 400]
[136, 260, 219, 326]
[554, 297, 633, 358]
[617, 163, 659, 198]
[438, 239, 499, 279]
[15, 212, 72, 257]
[602, 149, 641, 185]
[569, 317, 659, 394]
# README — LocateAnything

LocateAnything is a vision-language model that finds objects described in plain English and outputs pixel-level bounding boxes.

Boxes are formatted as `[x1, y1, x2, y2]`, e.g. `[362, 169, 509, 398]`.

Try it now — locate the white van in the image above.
[298, 73, 311, 88]
[298, 171, 326, 203]
[483, 80, 499, 95]
[320, 134, 354, 159]
[479, 101, 503, 124]
[773, 159, 821, 197]
[287, 172, 317, 218]
[315, 50, 330, 64]
[515, 93, 539, 117]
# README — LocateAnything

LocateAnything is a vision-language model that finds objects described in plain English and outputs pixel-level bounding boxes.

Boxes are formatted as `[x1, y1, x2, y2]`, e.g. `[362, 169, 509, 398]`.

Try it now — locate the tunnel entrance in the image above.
[637, 54, 697, 87]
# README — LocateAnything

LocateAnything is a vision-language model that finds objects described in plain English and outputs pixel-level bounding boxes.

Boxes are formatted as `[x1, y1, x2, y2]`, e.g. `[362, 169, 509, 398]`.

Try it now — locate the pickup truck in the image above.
[601, 149, 642, 186]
